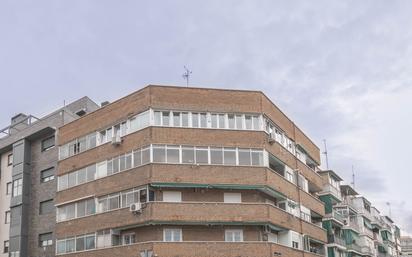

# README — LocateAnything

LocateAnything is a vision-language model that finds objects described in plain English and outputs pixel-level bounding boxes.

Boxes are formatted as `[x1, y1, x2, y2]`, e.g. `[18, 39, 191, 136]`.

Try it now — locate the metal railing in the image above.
[347, 243, 362, 253]
[325, 211, 345, 223]
[322, 184, 342, 201]
[327, 234, 346, 247]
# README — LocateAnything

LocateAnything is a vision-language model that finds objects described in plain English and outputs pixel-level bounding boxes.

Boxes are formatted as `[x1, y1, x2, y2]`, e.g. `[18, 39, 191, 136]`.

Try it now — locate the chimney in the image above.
[101, 101, 110, 107]
[9, 113, 29, 135]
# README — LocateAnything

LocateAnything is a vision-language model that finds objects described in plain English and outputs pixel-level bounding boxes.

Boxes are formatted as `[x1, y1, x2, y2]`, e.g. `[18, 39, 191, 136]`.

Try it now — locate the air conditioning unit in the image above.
[130, 202, 142, 213]
[111, 135, 122, 145]
[268, 132, 276, 144]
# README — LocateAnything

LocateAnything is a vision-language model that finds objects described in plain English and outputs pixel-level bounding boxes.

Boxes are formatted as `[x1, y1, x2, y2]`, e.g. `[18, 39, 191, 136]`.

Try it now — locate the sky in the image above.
[1, 0, 412, 234]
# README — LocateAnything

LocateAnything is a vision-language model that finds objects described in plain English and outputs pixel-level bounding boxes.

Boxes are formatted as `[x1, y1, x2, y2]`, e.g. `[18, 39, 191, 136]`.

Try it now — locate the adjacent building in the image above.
[0, 97, 99, 257]
[318, 170, 402, 257]
[401, 236, 412, 255]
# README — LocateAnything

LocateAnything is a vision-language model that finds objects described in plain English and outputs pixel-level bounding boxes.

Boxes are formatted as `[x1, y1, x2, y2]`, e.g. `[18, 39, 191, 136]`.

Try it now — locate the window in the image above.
[163, 229, 182, 242]
[39, 232, 53, 247]
[228, 114, 235, 129]
[6, 182, 12, 195]
[122, 233, 135, 245]
[223, 148, 236, 165]
[181, 112, 189, 127]
[163, 191, 182, 202]
[195, 147, 208, 164]
[225, 229, 243, 242]
[41, 136, 55, 152]
[5, 211, 10, 224]
[224, 193, 241, 203]
[40, 167, 55, 183]
[238, 149, 251, 166]
[40, 199, 54, 215]
[166, 145, 180, 163]
[97, 230, 112, 248]
[245, 115, 252, 129]
[182, 147, 195, 164]
[12, 178, 22, 197]
[3, 241, 8, 253]
[210, 148, 223, 164]
[235, 115, 243, 129]
[7, 154, 12, 166]
[173, 112, 181, 127]
[292, 241, 299, 249]
[58, 174, 68, 191]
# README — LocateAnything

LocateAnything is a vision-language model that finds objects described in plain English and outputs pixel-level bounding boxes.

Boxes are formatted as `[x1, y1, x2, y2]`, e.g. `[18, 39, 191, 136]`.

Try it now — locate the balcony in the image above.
[321, 184, 342, 201]
[325, 211, 344, 223]
[361, 246, 374, 256]
[56, 241, 326, 257]
[327, 234, 346, 247]
[346, 243, 362, 253]
[343, 219, 361, 232]
[56, 202, 327, 242]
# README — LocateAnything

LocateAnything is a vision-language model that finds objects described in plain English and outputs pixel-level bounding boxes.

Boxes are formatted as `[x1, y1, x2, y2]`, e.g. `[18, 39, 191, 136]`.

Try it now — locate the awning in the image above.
[150, 182, 287, 200]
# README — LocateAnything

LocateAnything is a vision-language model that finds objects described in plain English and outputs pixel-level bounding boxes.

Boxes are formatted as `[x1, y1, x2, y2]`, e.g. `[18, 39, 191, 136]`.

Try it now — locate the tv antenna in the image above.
[386, 202, 392, 218]
[182, 66, 192, 87]
[322, 139, 329, 169]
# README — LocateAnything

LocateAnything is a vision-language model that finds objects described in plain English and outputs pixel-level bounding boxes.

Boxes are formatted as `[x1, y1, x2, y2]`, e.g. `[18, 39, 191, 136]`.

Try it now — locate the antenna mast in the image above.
[351, 165, 355, 189]
[323, 139, 329, 169]
[182, 66, 192, 87]
[386, 202, 392, 218]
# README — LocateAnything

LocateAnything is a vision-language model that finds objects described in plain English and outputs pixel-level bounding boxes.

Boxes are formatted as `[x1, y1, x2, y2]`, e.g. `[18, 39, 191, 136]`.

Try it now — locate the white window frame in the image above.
[163, 228, 182, 242]
[225, 229, 243, 242]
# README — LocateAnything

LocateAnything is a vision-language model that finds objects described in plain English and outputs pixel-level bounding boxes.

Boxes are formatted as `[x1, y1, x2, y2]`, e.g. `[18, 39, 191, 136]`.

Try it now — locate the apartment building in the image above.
[0, 98, 99, 257]
[54, 85, 328, 257]
[401, 236, 412, 255]
[318, 171, 402, 257]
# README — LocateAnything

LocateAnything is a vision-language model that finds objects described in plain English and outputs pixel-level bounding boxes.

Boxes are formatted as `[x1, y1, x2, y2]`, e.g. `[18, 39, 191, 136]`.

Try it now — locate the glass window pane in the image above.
[196, 147, 209, 164]
[218, 114, 226, 128]
[228, 114, 235, 129]
[125, 153, 132, 169]
[77, 168, 86, 184]
[119, 155, 126, 171]
[162, 111, 170, 126]
[153, 145, 166, 163]
[88, 133, 97, 148]
[66, 204, 75, 219]
[210, 148, 223, 164]
[85, 235, 95, 250]
[142, 147, 150, 164]
[76, 237, 85, 251]
[86, 165, 96, 181]
[182, 147, 195, 164]
[68, 172, 77, 188]
[57, 241, 66, 254]
[200, 113, 207, 128]
[167, 146, 180, 163]
[192, 113, 199, 127]
[86, 199, 96, 215]
[77, 201, 86, 217]
[173, 112, 181, 127]
[134, 149, 142, 167]
[58, 175, 68, 191]
[235, 115, 243, 129]
[251, 151, 264, 166]
[182, 112, 189, 127]
[109, 195, 120, 210]
[238, 149, 251, 166]
[211, 114, 218, 128]
[224, 148, 236, 165]
[97, 161, 107, 178]
[113, 157, 119, 173]
[245, 115, 252, 129]
[252, 116, 260, 130]
[154, 111, 161, 125]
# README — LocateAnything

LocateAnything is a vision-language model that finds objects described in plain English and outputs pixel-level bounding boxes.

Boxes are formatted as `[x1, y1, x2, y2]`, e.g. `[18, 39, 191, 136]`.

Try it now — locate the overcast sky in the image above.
[1, 0, 412, 234]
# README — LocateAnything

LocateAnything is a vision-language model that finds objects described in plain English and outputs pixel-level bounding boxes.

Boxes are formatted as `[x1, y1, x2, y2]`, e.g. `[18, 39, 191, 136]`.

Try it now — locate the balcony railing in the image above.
[322, 184, 342, 201]
[327, 234, 346, 247]
[361, 246, 374, 256]
[325, 211, 344, 223]
[343, 219, 361, 232]
[347, 243, 362, 253]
